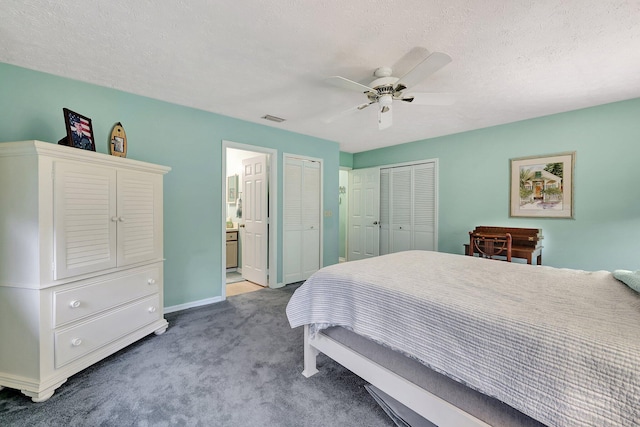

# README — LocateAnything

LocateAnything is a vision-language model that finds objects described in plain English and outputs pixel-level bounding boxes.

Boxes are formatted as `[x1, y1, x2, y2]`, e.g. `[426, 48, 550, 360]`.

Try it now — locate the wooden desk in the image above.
[464, 243, 542, 265]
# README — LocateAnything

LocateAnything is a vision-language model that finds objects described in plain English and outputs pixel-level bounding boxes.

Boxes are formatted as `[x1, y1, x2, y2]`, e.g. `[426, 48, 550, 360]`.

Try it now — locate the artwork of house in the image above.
[520, 167, 563, 207]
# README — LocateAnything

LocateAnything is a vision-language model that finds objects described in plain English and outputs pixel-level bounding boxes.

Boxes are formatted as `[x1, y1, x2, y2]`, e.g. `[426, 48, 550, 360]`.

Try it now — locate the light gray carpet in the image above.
[0, 284, 394, 427]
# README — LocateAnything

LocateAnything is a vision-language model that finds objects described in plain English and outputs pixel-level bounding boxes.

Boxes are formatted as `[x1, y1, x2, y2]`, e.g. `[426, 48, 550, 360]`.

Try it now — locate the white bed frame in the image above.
[302, 325, 491, 427]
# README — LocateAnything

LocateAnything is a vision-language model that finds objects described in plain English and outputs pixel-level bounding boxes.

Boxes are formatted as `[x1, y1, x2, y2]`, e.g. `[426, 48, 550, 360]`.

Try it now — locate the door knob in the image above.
[239, 224, 245, 228]
[373, 221, 379, 225]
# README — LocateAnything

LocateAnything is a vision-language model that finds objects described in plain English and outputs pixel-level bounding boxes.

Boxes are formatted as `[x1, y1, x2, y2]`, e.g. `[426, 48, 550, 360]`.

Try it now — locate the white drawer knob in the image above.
[147, 278, 156, 285]
[111, 216, 118, 222]
[118, 217, 125, 222]
[71, 338, 82, 347]
[148, 306, 157, 313]
[69, 300, 81, 308]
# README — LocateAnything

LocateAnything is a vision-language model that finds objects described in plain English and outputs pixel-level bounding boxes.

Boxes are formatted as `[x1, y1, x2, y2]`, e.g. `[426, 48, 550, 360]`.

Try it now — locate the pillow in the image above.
[612, 270, 640, 293]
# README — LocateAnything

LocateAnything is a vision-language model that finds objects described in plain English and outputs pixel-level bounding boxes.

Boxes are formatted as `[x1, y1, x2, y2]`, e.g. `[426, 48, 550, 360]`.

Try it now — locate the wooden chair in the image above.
[468, 232, 512, 262]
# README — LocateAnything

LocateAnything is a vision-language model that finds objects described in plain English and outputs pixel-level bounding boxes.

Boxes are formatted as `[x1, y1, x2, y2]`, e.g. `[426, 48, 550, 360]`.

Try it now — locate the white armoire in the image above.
[0, 141, 170, 402]
[283, 156, 321, 284]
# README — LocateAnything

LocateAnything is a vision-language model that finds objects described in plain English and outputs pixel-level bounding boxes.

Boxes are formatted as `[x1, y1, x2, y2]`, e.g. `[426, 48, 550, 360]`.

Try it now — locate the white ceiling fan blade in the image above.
[395, 52, 452, 91]
[378, 104, 392, 130]
[391, 47, 431, 79]
[322, 102, 374, 124]
[401, 92, 456, 106]
[325, 76, 377, 95]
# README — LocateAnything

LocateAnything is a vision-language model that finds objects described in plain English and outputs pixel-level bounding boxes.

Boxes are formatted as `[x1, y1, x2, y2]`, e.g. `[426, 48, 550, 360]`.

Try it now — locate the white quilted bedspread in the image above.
[286, 251, 640, 427]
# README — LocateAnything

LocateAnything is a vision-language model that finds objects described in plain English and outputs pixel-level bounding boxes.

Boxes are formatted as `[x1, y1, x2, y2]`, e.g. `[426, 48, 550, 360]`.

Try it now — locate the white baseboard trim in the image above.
[164, 296, 224, 314]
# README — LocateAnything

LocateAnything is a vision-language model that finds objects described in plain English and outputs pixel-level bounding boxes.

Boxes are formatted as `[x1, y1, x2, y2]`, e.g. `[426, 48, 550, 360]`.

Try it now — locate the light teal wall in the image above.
[0, 63, 340, 307]
[339, 151, 354, 168]
[354, 98, 640, 271]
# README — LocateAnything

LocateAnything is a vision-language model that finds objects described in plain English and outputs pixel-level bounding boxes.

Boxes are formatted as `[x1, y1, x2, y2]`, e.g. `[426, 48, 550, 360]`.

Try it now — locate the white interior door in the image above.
[241, 154, 268, 286]
[348, 167, 380, 261]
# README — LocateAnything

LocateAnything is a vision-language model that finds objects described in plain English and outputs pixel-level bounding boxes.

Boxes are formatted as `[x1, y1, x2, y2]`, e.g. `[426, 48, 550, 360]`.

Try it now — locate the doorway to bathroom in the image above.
[222, 141, 278, 298]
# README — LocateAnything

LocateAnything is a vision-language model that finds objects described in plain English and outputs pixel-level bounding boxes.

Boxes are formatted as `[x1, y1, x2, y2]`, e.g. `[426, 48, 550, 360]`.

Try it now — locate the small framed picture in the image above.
[60, 108, 96, 151]
[510, 152, 576, 218]
[109, 122, 127, 157]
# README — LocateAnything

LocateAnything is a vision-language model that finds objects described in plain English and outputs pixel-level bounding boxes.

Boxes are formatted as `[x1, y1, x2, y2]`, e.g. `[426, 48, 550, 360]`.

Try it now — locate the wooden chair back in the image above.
[469, 232, 512, 262]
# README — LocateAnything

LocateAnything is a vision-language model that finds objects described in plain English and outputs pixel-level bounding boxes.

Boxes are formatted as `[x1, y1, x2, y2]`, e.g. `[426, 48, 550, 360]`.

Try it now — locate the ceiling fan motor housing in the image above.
[367, 77, 399, 103]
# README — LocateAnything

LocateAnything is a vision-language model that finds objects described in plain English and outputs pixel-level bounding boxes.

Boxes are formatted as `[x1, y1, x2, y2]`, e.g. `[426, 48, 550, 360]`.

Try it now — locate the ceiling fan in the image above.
[324, 49, 454, 130]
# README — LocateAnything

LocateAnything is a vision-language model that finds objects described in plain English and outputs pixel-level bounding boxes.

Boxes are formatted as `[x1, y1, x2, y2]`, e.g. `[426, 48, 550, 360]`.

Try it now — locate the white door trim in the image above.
[222, 141, 279, 300]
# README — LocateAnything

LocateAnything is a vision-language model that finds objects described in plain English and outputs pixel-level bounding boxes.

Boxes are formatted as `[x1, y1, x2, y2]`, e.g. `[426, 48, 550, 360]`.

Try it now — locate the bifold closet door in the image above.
[283, 157, 320, 284]
[412, 162, 436, 251]
[379, 161, 436, 255]
[389, 165, 412, 253]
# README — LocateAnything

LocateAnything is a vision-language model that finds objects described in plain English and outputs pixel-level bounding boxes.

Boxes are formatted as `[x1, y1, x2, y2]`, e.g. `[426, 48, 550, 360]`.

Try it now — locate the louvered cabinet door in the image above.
[53, 162, 117, 280]
[116, 170, 163, 267]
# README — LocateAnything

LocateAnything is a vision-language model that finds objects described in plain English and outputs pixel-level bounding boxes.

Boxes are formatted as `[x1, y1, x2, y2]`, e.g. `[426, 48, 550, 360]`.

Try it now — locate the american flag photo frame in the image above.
[60, 108, 96, 151]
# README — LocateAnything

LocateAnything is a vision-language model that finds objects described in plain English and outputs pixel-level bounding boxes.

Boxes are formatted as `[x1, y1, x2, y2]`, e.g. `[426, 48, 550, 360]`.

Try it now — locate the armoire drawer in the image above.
[53, 266, 161, 327]
[54, 294, 161, 368]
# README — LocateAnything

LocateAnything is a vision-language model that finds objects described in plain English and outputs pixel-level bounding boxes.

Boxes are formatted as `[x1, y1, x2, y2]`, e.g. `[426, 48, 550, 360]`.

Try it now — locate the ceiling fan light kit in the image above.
[325, 49, 454, 130]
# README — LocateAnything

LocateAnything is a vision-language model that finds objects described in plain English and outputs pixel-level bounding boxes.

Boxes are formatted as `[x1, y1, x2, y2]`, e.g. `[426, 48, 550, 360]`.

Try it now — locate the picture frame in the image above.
[510, 151, 575, 218]
[227, 175, 238, 204]
[59, 108, 96, 151]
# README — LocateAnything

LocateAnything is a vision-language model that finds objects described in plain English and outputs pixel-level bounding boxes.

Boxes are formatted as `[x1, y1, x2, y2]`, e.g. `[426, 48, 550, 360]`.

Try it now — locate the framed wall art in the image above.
[510, 152, 575, 218]
[59, 108, 96, 151]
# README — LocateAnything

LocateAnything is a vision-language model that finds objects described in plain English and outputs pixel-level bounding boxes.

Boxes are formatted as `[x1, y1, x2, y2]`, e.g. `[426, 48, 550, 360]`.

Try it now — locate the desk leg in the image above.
[537, 254, 542, 265]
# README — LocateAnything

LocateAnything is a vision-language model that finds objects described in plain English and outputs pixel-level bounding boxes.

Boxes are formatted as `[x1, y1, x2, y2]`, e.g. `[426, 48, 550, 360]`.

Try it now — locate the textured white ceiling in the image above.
[1, 0, 639, 153]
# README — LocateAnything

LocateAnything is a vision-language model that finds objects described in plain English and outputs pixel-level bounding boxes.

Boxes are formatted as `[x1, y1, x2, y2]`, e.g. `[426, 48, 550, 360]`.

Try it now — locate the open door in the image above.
[241, 154, 268, 286]
[348, 167, 380, 261]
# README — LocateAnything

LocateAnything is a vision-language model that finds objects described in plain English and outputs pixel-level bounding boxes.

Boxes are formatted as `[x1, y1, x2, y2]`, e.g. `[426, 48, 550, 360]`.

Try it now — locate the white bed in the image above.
[286, 250, 640, 427]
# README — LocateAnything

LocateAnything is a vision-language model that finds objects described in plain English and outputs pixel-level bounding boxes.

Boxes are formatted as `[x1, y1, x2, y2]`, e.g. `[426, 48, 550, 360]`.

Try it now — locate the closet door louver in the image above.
[390, 166, 412, 253]
[302, 161, 320, 279]
[412, 162, 436, 251]
[379, 169, 390, 255]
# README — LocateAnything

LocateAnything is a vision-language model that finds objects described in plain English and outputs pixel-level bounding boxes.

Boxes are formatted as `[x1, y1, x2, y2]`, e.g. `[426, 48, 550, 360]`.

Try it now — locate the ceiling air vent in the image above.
[261, 115, 286, 123]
